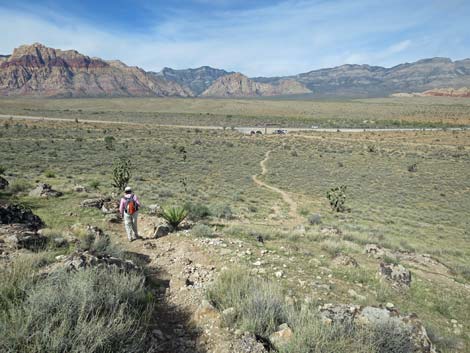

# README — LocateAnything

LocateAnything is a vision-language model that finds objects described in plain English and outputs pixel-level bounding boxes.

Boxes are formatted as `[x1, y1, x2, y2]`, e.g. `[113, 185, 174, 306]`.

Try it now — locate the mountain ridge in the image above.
[2, 43, 470, 98]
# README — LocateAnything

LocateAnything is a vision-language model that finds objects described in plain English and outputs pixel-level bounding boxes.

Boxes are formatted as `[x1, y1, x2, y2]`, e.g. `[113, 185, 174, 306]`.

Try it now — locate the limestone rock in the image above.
[80, 197, 108, 209]
[193, 299, 219, 322]
[332, 254, 359, 267]
[29, 183, 63, 198]
[62, 251, 141, 273]
[269, 324, 293, 349]
[147, 204, 162, 216]
[319, 304, 437, 353]
[153, 224, 170, 238]
[105, 213, 121, 223]
[101, 199, 120, 214]
[379, 262, 412, 289]
[365, 243, 386, 258]
[233, 333, 269, 353]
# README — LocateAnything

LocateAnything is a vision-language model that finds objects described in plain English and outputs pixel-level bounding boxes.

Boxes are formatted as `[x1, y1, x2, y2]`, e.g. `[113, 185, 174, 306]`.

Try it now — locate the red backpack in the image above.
[125, 195, 138, 215]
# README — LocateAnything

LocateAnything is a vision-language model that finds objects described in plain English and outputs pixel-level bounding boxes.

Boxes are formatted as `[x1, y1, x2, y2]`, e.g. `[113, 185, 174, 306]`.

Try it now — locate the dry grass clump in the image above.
[0, 254, 153, 353]
[207, 269, 412, 353]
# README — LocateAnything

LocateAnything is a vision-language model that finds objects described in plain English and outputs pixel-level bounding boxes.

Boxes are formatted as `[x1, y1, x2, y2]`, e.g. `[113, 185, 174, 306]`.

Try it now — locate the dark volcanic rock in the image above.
[0, 203, 44, 229]
[0, 176, 8, 189]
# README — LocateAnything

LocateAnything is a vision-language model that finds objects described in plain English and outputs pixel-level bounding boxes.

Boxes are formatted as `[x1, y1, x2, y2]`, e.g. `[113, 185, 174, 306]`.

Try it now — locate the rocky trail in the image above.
[112, 215, 265, 353]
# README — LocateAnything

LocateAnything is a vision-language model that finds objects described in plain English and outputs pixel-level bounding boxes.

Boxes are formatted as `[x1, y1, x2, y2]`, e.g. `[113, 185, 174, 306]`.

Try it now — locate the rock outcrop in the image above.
[319, 304, 437, 353]
[392, 87, 470, 98]
[0, 204, 46, 251]
[0, 43, 192, 97]
[29, 183, 63, 198]
[201, 73, 311, 97]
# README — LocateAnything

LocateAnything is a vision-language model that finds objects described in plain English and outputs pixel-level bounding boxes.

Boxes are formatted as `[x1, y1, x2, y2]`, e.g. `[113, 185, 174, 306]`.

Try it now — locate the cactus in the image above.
[326, 185, 347, 212]
[112, 157, 131, 191]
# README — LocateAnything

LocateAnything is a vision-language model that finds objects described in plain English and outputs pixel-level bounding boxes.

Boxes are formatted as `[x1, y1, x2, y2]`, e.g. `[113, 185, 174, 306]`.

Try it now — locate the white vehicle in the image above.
[311, 125, 319, 129]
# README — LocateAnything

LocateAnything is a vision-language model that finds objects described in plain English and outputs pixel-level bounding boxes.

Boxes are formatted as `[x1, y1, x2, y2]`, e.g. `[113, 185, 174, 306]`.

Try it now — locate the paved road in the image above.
[0, 113, 467, 133]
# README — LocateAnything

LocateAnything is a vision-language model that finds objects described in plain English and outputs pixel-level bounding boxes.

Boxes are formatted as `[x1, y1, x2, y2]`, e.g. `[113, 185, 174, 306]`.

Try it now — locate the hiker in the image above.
[119, 186, 141, 241]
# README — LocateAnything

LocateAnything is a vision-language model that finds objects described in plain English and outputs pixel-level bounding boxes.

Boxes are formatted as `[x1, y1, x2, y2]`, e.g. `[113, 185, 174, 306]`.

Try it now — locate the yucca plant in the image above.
[161, 206, 188, 229]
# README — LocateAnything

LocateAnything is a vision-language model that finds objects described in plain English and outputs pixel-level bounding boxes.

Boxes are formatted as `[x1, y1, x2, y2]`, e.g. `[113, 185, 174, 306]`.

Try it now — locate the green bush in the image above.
[44, 170, 56, 178]
[211, 204, 233, 219]
[184, 202, 211, 220]
[191, 224, 214, 238]
[161, 206, 188, 228]
[0, 165, 5, 175]
[9, 179, 32, 193]
[1, 267, 153, 353]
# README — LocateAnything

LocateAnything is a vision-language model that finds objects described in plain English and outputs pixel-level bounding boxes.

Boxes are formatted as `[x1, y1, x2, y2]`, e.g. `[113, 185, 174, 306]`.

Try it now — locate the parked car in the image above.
[256, 130, 263, 135]
[273, 129, 287, 134]
[311, 125, 319, 129]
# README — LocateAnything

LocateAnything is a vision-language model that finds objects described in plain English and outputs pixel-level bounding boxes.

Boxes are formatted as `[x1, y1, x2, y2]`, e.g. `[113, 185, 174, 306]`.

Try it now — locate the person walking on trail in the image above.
[119, 186, 141, 242]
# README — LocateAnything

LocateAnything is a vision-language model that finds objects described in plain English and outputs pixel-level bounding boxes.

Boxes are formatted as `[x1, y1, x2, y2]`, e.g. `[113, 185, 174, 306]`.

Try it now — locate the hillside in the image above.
[153, 66, 233, 96]
[2, 43, 470, 98]
[255, 58, 470, 97]
[201, 73, 311, 97]
[0, 43, 192, 97]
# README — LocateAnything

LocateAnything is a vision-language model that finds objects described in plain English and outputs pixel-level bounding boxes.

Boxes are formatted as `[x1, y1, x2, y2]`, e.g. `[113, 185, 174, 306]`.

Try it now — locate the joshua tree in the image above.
[112, 157, 131, 191]
[326, 185, 347, 212]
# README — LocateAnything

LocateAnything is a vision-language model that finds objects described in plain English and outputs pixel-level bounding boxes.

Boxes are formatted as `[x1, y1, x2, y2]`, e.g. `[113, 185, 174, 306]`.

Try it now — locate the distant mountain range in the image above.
[1, 43, 470, 98]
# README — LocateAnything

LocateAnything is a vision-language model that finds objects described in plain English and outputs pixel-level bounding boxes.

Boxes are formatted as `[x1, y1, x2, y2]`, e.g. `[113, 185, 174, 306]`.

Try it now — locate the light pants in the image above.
[124, 211, 139, 240]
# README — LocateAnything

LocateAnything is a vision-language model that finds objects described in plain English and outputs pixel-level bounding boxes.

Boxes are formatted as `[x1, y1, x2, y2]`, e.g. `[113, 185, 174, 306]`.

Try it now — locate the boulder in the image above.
[73, 185, 87, 193]
[105, 213, 121, 223]
[62, 251, 141, 273]
[1, 224, 48, 250]
[319, 304, 436, 353]
[0, 176, 9, 190]
[332, 254, 359, 267]
[29, 183, 63, 198]
[101, 199, 120, 214]
[365, 243, 386, 258]
[80, 197, 108, 209]
[193, 299, 219, 322]
[234, 333, 270, 353]
[0, 204, 44, 229]
[269, 323, 293, 348]
[153, 224, 170, 238]
[379, 262, 412, 289]
[147, 204, 162, 216]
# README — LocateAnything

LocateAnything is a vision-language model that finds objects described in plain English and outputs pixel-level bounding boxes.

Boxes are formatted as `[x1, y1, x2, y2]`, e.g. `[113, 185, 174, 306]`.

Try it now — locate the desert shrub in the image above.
[308, 213, 322, 225]
[104, 135, 115, 150]
[0, 255, 39, 312]
[44, 170, 56, 178]
[161, 206, 188, 228]
[88, 180, 100, 190]
[0, 165, 5, 175]
[112, 157, 132, 191]
[9, 179, 32, 193]
[281, 306, 412, 353]
[0, 267, 152, 353]
[191, 224, 214, 238]
[407, 163, 418, 172]
[326, 185, 347, 212]
[207, 269, 286, 336]
[184, 202, 211, 220]
[211, 204, 233, 219]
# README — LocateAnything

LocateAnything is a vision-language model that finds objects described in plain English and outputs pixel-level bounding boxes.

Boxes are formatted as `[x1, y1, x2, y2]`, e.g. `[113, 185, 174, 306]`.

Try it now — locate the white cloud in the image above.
[0, 1, 469, 76]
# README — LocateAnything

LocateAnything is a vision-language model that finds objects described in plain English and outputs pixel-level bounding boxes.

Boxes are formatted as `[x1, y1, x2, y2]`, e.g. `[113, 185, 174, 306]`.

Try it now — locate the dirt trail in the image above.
[252, 150, 303, 225]
[112, 215, 237, 353]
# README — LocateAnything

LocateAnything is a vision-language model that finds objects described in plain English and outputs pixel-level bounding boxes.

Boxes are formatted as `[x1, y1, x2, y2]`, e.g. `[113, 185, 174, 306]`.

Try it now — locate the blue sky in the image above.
[1, 0, 469, 76]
